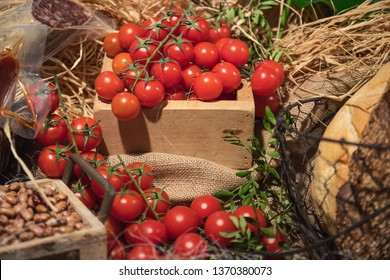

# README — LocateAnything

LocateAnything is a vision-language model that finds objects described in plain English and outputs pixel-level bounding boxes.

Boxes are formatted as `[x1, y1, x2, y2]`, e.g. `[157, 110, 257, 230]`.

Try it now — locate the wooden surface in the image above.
[93, 57, 255, 169]
[0, 179, 107, 260]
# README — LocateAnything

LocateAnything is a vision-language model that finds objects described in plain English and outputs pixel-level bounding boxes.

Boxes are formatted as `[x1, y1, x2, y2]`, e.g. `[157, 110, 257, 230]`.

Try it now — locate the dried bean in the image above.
[1, 233, 15, 246]
[43, 226, 54, 237]
[0, 185, 7, 192]
[30, 224, 45, 237]
[54, 193, 68, 202]
[74, 222, 85, 230]
[66, 212, 81, 226]
[32, 193, 43, 206]
[0, 207, 16, 218]
[54, 201, 67, 212]
[4, 195, 17, 205]
[5, 224, 22, 235]
[36, 204, 48, 213]
[6, 191, 17, 197]
[1, 202, 12, 208]
[19, 207, 34, 221]
[0, 215, 8, 225]
[27, 196, 34, 208]
[8, 182, 21, 192]
[19, 231, 34, 241]
[33, 213, 51, 223]
[17, 192, 28, 203]
[13, 217, 25, 229]
[58, 225, 74, 234]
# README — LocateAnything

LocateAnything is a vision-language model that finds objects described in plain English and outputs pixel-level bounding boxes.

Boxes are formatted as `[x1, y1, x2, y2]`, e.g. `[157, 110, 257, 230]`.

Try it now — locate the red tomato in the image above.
[129, 37, 160, 64]
[167, 7, 184, 29]
[127, 245, 160, 260]
[124, 223, 142, 245]
[251, 66, 279, 97]
[163, 38, 194, 68]
[105, 215, 123, 241]
[122, 162, 154, 191]
[164, 206, 199, 239]
[178, 15, 210, 45]
[204, 211, 237, 247]
[209, 23, 231, 43]
[38, 144, 70, 178]
[261, 227, 287, 259]
[151, 61, 182, 89]
[36, 114, 67, 146]
[118, 23, 145, 50]
[90, 167, 124, 199]
[193, 72, 223, 101]
[103, 32, 126, 57]
[121, 64, 147, 89]
[141, 17, 170, 41]
[132, 219, 169, 245]
[111, 52, 133, 74]
[110, 191, 145, 222]
[190, 195, 222, 225]
[233, 205, 267, 234]
[193, 42, 220, 69]
[47, 83, 60, 113]
[221, 39, 250, 68]
[67, 117, 103, 152]
[144, 187, 171, 219]
[254, 60, 284, 85]
[107, 240, 126, 260]
[215, 38, 231, 57]
[73, 151, 105, 184]
[95, 71, 125, 101]
[134, 79, 165, 108]
[181, 64, 201, 92]
[111, 92, 141, 121]
[254, 93, 281, 118]
[173, 232, 208, 260]
[212, 61, 242, 94]
[164, 87, 186, 100]
[71, 182, 97, 210]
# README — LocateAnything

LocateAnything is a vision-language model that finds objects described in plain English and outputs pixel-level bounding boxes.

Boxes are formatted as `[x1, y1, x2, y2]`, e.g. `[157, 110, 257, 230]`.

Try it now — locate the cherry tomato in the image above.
[134, 79, 165, 108]
[212, 61, 242, 94]
[141, 17, 170, 41]
[103, 32, 126, 57]
[90, 167, 124, 199]
[173, 232, 208, 260]
[261, 227, 287, 259]
[209, 22, 231, 43]
[122, 162, 154, 191]
[193, 72, 223, 101]
[105, 215, 123, 241]
[204, 211, 237, 247]
[151, 60, 182, 90]
[190, 195, 222, 225]
[254, 93, 281, 118]
[107, 240, 126, 260]
[111, 92, 141, 121]
[121, 64, 147, 89]
[254, 60, 284, 85]
[164, 206, 199, 239]
[118, 23, 145, 50]
[47, 83, 60, 113]
[111, 52, 133, 74]
[95, 71, 125, 101]
[36, 114, 67, 146]
[67, 117, 103, 152]
[233, 205, 267, 234]
[127, 245, 160, 260]
[131, 219, 169, 245]
[124, 223, 142, 245]
[71, 182, 97, 210]
[164, 87, 186, 100]
[181, 64, 201, 92]
[144, 187, 171, 219]
[38, 144, 70, 178]
[251, 66, 279, 97]
[163, 38, 194, 68]
[221, 39, 250, 68]
[73, 151, 106, 184]
[193, 42, 220, 69]
[178, 15, 210, 45]
[167, 7, 184, 29]
[110, 191, 145, 222]
[129, 37, 160, 64]
[215, 38, 231, 57]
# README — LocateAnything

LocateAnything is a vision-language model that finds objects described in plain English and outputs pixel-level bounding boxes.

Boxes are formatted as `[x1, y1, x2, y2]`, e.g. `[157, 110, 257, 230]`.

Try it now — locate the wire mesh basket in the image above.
[275, 96, 390, 259]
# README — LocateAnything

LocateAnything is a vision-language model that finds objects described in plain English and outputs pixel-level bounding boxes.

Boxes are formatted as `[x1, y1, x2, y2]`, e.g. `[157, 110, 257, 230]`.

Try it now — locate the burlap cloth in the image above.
[107, 153, 247, 202]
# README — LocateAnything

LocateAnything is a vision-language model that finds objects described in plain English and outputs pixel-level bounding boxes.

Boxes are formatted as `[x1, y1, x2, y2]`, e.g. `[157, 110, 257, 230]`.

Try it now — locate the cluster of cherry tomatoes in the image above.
[98, 6, 283, 121]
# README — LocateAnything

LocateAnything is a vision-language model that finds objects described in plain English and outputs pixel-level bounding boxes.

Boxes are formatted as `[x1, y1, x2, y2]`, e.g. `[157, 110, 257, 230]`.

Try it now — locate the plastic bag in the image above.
[0, 0, 116, 138]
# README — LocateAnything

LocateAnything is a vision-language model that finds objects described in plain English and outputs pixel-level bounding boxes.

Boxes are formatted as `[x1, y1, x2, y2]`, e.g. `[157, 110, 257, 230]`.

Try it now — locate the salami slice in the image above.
[31, 0, 91, 28]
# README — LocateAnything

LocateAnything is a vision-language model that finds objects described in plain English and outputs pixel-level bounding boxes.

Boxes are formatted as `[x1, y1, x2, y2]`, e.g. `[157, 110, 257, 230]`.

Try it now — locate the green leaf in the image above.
[220, 231, 239, 238]
[267, 150, 280, 158]
[226, 7, 235, 23]
[268, 166, 280, 180]
[236, 170, 252, 178]
[215, 189, 234, 197]
[263, 118, 272, 133]
[261, 226, 276, 237]
[238, 9, 244, 19]
[239, 216, 247, 231]
[230, 215, 240, 228]
[265, 106, 276, 125]
[238, 182, 251, 197]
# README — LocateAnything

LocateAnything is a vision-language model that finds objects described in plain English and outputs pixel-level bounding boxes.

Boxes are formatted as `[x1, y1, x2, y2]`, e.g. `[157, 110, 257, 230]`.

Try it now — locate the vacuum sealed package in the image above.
[0, 0, 116, 138]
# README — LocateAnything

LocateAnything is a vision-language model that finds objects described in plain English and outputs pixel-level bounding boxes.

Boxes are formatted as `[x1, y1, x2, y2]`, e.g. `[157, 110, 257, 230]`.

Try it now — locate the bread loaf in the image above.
[310, 62, 390, 236]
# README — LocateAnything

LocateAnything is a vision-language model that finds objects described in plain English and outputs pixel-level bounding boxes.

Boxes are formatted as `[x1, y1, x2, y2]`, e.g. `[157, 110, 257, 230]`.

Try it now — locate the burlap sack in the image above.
[107, 153, 247, 202]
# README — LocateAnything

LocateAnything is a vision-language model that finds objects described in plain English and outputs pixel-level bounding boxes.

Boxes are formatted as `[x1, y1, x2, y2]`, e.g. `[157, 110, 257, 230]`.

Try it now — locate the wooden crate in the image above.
[93, 57, 255, 169]
[0, 179, 106, 260]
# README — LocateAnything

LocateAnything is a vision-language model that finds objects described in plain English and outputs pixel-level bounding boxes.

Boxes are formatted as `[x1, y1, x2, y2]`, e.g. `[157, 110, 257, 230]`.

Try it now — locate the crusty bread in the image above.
[310, 62, 390, 236]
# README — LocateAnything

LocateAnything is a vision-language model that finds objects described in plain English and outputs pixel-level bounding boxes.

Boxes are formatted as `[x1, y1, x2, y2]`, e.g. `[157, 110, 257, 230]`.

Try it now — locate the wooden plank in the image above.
[0, 179, 106, 260]
[94, 57, 255, 169]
